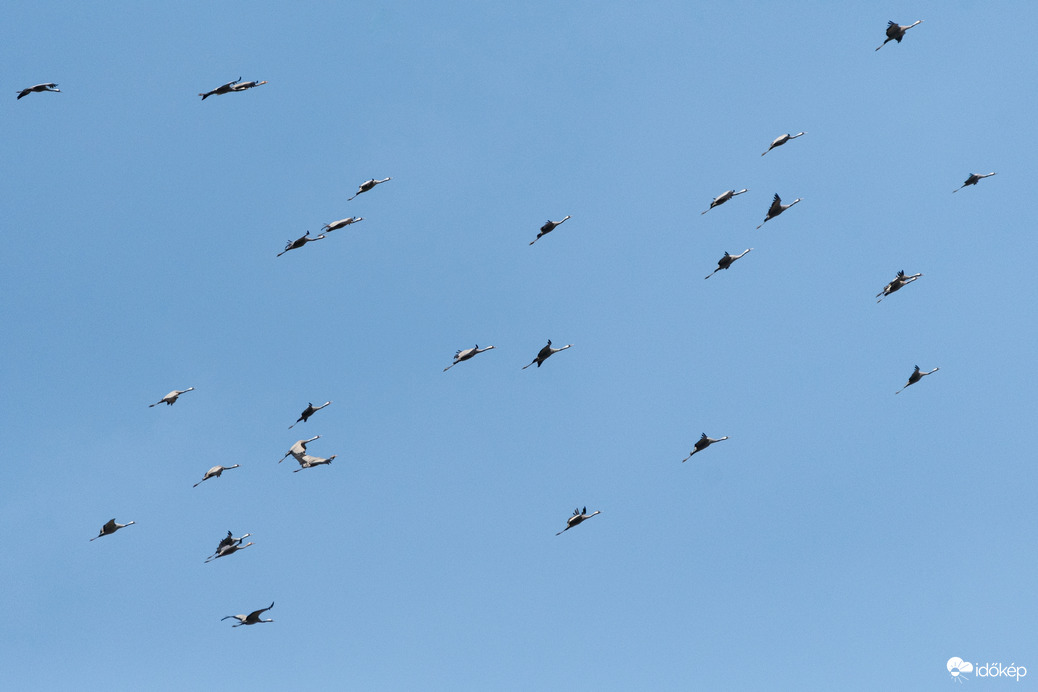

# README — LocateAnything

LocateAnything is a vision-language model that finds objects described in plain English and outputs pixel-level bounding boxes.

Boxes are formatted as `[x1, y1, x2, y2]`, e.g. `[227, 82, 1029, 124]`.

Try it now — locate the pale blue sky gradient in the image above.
[2, 2, 1036, 690]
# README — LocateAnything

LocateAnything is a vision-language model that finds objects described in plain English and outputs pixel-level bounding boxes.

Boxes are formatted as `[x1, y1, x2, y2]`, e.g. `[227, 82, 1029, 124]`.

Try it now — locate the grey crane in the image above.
[278, 436, 320, 463]
[277, 230, 326, 257]
[17, 83, 60, 99]
[289, 452, 336, 472]
[348, 177, 391, 201]
[222, 602, 274, 627]
[229, 80, 267, 92]
[199, 77, 241, 100]
[682, 433, 729, 462]
[443, 345, 495, 371]
[756, 194, 801, 229]
[193, 464, 241, 487]
[556, 507, 601, 536]
[205, 531, 254, 563]
[876, 20, 923, 51]
[896, 365, 939, 394]
[953, 172, 996, 193]
[701, 189, 749, 214]
[522, 339, 572, 369]
[90, 518, 135, 541]
[321, 217, 364, 232]
[762, 132, 805, 156]
[705, 248, 753, 279]
[211, 531, 248, 554]
[149, 387, 195, 407]
[289, 401, 332, 429]
[529, 216, 571, 245]
[876, 270, 922, 302]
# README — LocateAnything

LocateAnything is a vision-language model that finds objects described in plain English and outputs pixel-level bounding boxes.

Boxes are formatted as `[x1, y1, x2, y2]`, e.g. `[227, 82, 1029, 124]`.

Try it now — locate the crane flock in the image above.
[67, 15, 980, 632]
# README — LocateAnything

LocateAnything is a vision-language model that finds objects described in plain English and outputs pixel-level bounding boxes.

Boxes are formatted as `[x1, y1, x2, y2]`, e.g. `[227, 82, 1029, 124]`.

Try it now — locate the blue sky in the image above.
[3, 2, 1036, 690]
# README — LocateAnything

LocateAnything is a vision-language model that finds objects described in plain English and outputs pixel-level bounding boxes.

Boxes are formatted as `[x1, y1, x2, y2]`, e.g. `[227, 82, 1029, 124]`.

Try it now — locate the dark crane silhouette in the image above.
[876, 270, 922, 302]
[529, 216, 571, 245]
[682, 434, 729, 462]
[205, 531, 254, 563]
[556, 507, 601, 536]
[199, 77, 239, 99]
[199, 78, 266, 99]
[522, 340, 572, 369]
[90, 519, 135, 541]
[705, 249, 753, 279]
[289, 401, 331, 429]
[757, 194, 801, 229]
[953, 172, 996, 193]
[876, 20, 923, 51]
[896, 365, 939, 394]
